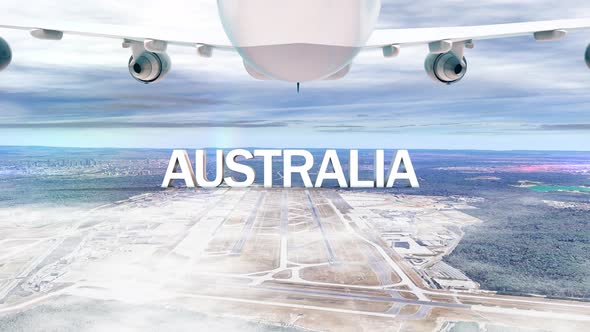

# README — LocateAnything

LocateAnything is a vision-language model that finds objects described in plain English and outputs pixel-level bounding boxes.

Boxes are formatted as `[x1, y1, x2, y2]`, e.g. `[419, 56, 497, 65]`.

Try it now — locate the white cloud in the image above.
[1, 0, 590, 149]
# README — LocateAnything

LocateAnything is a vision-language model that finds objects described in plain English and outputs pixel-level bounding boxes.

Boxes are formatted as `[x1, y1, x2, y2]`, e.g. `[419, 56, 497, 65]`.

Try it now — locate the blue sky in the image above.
[1, 0, 590, 150]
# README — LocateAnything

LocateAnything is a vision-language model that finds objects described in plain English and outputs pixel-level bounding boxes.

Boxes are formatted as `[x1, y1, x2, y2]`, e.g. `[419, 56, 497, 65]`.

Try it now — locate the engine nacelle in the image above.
[425, 52, 467, 85]
[0, 37, 12, 72]
[128, 51, 170, 84]
[585, 44, 590, 69]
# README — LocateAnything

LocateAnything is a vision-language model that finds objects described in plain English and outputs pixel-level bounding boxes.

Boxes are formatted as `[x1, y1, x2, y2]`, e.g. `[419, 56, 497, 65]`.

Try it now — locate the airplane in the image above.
[1, 0, 590, 89]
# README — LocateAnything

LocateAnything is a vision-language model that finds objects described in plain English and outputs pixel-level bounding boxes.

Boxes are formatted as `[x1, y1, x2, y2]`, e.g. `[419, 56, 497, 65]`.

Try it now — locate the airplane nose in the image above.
[218, 0, 381, 81]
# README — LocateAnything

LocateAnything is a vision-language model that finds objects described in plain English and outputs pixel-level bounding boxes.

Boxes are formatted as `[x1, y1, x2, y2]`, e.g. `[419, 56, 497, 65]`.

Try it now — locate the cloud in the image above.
[0, 0, 590, 149]
[535, 124, 590, 131]
[0, 120, 288, 129]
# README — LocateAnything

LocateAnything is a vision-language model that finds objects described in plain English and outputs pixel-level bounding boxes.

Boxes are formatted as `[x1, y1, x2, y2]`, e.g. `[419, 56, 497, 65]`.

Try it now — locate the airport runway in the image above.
[1, 188, 589, 331]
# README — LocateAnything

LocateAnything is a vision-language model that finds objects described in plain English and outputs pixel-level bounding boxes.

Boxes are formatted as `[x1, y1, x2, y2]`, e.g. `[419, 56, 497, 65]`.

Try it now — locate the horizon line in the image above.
[1, 144, 589, 153]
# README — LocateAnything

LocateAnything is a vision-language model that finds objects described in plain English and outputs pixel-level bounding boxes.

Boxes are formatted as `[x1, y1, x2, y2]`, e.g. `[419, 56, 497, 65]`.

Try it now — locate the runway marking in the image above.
[176, 291, 402, 319]
[210, 188, 250, 238]
[279, 190, 289, 269]
[321, 191, 428, 301]
[256, 285, 468, 309]
[231, 192, 266, 255]
[305, 190, 337, 263]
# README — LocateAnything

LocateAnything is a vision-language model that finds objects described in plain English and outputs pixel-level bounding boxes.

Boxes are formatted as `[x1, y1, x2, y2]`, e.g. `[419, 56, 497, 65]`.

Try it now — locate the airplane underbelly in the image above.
[239, 44, 361, 82]
[218, 0, 381, 82]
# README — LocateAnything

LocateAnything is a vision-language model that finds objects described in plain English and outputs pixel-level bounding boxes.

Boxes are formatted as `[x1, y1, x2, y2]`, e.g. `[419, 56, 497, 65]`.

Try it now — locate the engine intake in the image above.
[425, 52, 467, 85]
[585, 44, 590, 69]
[128, 51, 170, 84]
[0, 37, 12, 71]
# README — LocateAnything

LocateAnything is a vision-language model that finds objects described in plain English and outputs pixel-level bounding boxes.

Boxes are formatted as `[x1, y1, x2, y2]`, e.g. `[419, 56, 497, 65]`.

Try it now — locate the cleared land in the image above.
[0, 188, 588, 331]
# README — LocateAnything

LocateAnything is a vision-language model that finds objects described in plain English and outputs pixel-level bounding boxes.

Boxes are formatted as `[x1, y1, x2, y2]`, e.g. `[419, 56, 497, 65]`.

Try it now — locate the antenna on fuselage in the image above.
[297, 82, 300, 93]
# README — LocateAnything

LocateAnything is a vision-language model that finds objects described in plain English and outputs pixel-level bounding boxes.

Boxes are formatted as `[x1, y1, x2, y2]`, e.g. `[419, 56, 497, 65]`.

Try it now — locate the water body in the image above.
[528, 185, 590, 193]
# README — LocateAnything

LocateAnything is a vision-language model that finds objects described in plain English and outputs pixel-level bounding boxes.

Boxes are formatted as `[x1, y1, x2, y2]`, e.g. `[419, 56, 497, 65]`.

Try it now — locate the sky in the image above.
[1, 0, 590, 150]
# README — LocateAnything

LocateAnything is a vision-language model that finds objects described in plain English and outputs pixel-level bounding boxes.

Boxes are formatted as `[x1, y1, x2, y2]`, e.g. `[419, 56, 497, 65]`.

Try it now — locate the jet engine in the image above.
[585, 44, 590, 69]
[425, 52, 467, 85]
[128, 51, 170, 84]
[0, 37, 12, 71]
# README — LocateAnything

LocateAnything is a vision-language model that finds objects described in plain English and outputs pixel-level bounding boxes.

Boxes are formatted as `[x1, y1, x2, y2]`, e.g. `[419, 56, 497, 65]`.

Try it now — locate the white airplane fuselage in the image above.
[217, 0, 382, 82]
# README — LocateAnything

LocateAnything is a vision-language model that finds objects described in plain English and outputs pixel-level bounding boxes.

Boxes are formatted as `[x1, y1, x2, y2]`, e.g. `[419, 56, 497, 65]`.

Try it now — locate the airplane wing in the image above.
[0, 21, 235, 83]
[2, 18, 590, 85]
[0, 22, 234, 51]
[367, 18, 590, 50]
[367, 18, 590, 84]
